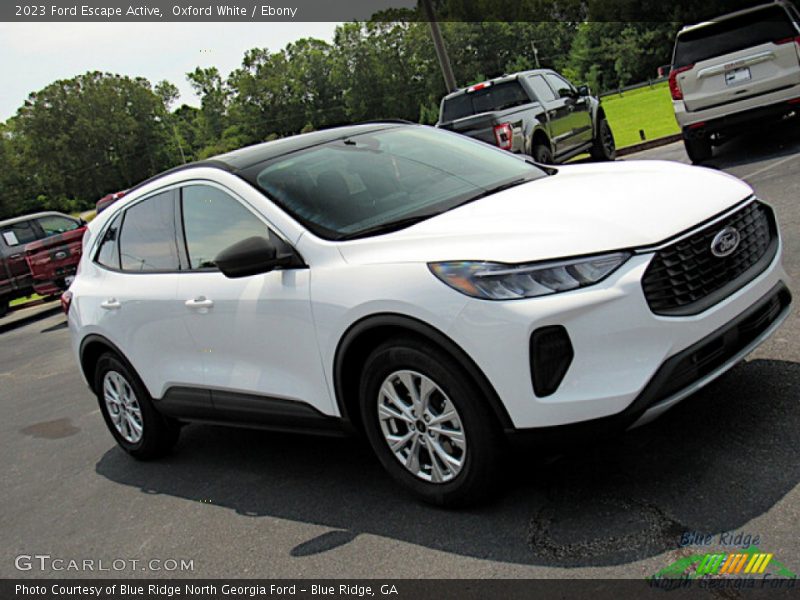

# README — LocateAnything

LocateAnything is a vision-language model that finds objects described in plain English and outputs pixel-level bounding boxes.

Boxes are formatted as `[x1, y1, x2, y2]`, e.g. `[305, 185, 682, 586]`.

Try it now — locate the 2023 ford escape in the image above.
[66, 123, 792, 505]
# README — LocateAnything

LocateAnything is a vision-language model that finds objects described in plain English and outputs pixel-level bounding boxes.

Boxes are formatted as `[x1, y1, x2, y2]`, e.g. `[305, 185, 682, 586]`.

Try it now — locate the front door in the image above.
[175, 182, 332, 420]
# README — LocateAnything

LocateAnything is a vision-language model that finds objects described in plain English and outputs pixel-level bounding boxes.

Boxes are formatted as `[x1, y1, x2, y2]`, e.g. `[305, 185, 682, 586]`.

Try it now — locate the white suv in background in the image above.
[65, 123, 791, 506]
[670, 1, 800, 162]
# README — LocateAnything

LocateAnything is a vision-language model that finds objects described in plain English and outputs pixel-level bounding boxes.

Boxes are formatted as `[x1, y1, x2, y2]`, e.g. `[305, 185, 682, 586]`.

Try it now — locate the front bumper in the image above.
[448, 238, 790, 430]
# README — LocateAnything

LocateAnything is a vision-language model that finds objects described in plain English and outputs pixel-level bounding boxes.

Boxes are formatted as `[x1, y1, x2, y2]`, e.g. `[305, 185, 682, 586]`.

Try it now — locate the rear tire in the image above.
[532, 142, 554, 165]
[683, 131, 712, 164]
[590, 117, 616, 161]
[358, 337, 503, 507]
[94, 352, 180, 459]
[0, 298, 8, 318]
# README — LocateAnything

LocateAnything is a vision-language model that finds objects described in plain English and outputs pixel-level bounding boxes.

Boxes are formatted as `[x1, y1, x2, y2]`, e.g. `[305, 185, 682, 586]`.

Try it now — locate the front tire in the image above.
[358, 338, 503, 506]
[94, 352, 179, 459]
[590, 117, 616, 161]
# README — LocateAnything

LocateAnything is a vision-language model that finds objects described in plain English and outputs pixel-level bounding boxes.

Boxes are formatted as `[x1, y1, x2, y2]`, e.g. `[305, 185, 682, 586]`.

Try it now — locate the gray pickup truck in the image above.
[437, 69, 616, 164]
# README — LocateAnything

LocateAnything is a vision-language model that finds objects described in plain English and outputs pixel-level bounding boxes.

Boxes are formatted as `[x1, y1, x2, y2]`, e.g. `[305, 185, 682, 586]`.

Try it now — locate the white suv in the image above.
[671, 1, 800, 163]
[65, 123, 791, 505]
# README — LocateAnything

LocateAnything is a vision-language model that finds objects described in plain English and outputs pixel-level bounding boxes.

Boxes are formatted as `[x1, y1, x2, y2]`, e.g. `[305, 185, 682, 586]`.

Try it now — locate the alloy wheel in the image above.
[103, 370, 144, 443]
[377, 370, 467, 483]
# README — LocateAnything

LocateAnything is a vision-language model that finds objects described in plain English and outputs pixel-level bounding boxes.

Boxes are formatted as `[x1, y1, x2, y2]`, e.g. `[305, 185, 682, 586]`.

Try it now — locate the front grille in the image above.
[642, 200, 778, 316]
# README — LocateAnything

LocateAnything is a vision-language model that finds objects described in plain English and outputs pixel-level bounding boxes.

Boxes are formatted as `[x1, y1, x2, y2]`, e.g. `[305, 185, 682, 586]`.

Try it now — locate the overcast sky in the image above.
[0, 22, 340, 121]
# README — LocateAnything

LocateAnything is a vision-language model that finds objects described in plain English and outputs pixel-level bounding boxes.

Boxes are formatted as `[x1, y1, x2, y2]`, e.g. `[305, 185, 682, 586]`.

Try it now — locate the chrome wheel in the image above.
[377, 370, 467, 483]
[103, 370, 143, 444]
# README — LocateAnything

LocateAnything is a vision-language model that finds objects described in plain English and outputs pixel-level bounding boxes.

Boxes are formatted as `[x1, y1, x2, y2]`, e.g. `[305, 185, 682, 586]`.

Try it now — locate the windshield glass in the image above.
[244, 126, 547, 240]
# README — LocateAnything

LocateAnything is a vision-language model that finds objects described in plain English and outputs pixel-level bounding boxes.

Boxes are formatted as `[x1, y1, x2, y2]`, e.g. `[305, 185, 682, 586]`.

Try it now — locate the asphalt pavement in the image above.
[1, 125, 799, 579]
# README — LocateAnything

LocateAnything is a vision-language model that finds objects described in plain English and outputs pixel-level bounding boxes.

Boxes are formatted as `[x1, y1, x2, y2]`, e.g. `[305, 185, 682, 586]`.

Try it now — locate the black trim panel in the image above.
[159, 386, 346, 437]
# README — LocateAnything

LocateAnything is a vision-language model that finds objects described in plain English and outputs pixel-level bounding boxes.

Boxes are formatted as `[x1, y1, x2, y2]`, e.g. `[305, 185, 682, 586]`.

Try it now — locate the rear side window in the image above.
[1, 221, 37, 246]
[95, 213, 122, 270]
[37, 215, 80, 236]
[527, 75, 558, 102]
[118, 191, 181, 272]
[441, 81, 531, 121]
[181, 185, 271, 270]
[674, 5, 797, 67]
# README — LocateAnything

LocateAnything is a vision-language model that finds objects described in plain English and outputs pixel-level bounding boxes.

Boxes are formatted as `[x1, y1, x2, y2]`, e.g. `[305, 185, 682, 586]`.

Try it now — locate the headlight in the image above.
[428, 252, 631, 300]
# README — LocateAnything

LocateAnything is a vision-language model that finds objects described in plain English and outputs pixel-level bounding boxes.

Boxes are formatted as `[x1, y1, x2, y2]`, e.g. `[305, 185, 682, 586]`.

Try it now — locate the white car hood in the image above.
[337, 160, 753, 265]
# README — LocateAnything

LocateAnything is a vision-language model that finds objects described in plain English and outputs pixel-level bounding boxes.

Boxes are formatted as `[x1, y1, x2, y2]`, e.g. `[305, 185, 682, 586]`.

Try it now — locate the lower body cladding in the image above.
[450, 246, 790, 441]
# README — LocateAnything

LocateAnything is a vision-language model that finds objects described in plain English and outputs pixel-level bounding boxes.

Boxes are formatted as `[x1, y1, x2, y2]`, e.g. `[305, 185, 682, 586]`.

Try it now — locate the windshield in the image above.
[243, 126, 547, 240]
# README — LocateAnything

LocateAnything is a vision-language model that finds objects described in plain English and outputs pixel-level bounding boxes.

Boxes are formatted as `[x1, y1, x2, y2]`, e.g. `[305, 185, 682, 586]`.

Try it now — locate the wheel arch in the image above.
[333, 313, 513, 434]
[79, 334, 138, 395]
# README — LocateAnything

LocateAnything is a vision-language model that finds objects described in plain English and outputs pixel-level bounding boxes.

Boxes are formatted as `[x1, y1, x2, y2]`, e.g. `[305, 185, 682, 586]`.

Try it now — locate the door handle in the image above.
[100, 299, 121, 310]
[9, 254, 22, 260]
[185, 296, 214, 310]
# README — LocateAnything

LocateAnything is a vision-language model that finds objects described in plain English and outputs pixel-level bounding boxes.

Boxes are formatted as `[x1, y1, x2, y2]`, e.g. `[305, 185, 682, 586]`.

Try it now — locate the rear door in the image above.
[91, 190, 200, 400]
[674, 4, 800, 112]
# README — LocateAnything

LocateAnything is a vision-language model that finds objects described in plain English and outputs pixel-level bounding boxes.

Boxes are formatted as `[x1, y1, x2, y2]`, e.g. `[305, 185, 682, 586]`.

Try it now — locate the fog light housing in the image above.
[530, 325, 574, 397]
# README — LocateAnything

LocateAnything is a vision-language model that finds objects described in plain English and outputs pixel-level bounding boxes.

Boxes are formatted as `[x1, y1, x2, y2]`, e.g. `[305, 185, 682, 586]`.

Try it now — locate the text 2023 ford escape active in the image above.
[65, 123, 791, 505]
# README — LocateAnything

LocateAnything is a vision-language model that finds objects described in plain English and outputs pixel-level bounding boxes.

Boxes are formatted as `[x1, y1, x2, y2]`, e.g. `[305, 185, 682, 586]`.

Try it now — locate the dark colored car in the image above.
[436, 69, 616, 164]
[0, 211, 86, 317]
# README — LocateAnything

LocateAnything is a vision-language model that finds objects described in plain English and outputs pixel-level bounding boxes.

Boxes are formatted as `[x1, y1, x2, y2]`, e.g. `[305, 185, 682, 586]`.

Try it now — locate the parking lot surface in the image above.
[2, 127, 799, 579]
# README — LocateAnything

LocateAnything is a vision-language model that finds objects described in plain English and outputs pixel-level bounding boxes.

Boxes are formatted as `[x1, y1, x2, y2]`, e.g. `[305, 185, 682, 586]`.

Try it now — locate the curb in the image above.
[617, 134, 682, 157]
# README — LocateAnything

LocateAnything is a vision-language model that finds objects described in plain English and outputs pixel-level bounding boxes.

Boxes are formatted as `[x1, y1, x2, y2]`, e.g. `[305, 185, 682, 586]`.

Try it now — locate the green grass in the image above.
[601, 81, 680, 149]
[10, 293, 44, 307]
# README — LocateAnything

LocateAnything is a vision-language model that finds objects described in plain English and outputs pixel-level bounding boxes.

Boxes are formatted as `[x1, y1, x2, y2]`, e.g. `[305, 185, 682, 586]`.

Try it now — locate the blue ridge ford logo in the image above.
[711, 226, 741, 257]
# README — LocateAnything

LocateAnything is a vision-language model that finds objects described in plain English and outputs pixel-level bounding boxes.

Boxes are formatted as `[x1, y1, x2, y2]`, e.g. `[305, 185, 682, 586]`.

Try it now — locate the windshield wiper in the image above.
[338, 214, 436, 240]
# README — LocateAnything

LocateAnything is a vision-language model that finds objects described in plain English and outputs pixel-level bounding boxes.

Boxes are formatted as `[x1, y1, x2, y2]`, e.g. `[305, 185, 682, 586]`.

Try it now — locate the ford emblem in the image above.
[711, 227, 740, 258]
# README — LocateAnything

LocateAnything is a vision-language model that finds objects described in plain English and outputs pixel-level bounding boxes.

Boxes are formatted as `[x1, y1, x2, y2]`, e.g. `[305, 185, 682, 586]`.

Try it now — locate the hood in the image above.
[337, 160, 753, 265]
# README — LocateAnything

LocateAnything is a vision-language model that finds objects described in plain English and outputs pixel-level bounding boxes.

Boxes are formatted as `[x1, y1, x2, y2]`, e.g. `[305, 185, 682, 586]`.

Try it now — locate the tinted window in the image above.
[245, 126, 546, 240]
[1, 221, 37, 246]
[119, 191, 181, 272]
[674, 6, 796, 67]
[181, 185, 271, 270]
[528, 75, 558, 102]
[544, 73, 574, 99]
[37, 215, 80, 236]
[95, 213, 122, 270]
[441, 81, 532, 121]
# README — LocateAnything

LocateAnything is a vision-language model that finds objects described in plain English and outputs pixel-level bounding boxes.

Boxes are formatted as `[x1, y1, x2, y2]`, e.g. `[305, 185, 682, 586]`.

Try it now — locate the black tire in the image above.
[0, 298, 8, 318]
[683, 131, 712, 164]
[532, 142, 554, 164]
[94, 352, 179, 459]
[358, 337, 503, 507]
[590, 117, 616, 161]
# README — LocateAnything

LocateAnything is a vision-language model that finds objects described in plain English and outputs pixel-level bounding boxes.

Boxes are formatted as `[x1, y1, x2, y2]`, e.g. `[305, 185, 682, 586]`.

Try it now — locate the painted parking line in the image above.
[740, 152, 800, 183]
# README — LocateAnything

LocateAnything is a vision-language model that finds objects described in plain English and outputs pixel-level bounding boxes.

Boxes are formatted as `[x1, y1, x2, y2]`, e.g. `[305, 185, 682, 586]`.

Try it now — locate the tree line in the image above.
[0, 0, 788, 219]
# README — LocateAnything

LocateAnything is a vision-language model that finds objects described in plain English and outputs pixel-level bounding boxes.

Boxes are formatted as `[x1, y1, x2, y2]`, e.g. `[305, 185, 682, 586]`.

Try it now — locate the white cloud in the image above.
[0, 21, 339, 120]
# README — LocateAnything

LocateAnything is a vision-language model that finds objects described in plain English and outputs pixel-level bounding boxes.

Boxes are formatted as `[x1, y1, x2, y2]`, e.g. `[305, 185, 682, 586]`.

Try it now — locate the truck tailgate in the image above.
[25, 227, 86, 286]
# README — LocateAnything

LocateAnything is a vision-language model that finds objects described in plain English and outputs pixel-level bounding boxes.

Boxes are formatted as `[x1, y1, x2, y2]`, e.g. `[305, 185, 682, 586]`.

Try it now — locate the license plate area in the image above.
[725, 67, 751, 86]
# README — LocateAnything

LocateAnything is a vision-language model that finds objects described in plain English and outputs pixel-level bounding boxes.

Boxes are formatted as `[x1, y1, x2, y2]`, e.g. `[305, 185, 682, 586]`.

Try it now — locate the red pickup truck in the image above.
[0, 212, 86, 317]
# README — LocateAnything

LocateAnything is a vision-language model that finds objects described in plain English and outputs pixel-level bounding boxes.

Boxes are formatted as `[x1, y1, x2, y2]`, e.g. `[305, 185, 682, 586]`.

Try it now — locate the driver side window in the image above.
[181, 185, 273, 270]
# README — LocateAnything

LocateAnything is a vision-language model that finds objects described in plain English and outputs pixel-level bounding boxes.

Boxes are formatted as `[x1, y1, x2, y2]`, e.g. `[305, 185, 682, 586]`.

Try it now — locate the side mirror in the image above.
[577, 85, 590, 97]
[214, 236, 297, 279]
